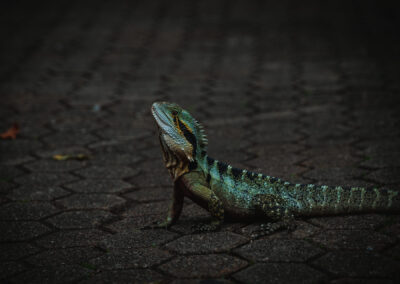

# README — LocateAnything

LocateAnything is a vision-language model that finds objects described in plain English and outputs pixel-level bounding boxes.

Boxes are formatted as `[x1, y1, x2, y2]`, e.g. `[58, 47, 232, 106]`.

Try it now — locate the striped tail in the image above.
[291, 184, 400, 216]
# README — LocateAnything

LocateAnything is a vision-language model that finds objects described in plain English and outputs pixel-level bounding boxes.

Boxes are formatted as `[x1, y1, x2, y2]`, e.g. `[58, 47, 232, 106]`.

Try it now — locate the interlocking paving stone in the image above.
[234, 238, 323, 262]
[80, 269, 166, 284]
[165, 232, 248, 254]
[207, 127, 252, 154]
[95, 127, 153, 141]
[303, 167, 367, 184]
[385, 244, 400, 261]
[106, 214, 163, 232]
[35, 146, 92, 159]
[354, 119, 400, 140]
[0, 140, 42, 165]
[312, 251, 400, 278]
[124, 187, 172, 202]
[89, 153, 142, 165]
[312, 229, 396, 251]
[159, 254, 247, 278]
[74, 166, 138, 179]
[46, 210, 115, 229]
[89, 247, 171, 269]
[14, 173, 78, 187]
[0, 221, 51, 241]
[302, 146, 359, 168]
[366, 169, 400, 184]
[232, 263, 327, 284]
[251, 121, 302, 144]
[283, 221, 321, 239]
[10, 265, 92, 284]
[0, 197, 7, 206]
[42, 131, 99, 147]
[0, 165, 25, 180]
[129, 159, 171, 187]
[141, 146, 169, 160]
[128, 170, 171, 187]
[0, 201, 59, 220]
[240, 221, 321, 240]
[64, 179, 132, 193]
[331, 278, 394, 284]
[170, 280, 233, 284]
[247, 155, 306, 182]
[0, 261, 26, 280]
[360, 152, 400, 169]
[302, 115, 347, 142]
[88, 140, 149, 155]
[0, 180, 17, 194]
[68, 96, 114, 108]
[247, 144, 303, 157]
[359, 139, 400, 157]
[309, 214, 388, 230]
[57, 193, 125, 210]
[100, 230, 179, 249]
[122, 200, 170, 217]
[382, 220, 400, 241]
[25, 247, 104, 267]
[0, 243, 40, 261]
[23, 159, 85, 172]
[211, 150, 252, 166]
[7, 185, 69, 201]
[49, 110, 105, 131]
[35, 229, 109, 249]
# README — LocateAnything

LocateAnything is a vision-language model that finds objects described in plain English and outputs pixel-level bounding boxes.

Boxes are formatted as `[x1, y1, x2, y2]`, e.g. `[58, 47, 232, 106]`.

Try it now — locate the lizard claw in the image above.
[191, 222, 220, 233]
[141, 220, 170, 230]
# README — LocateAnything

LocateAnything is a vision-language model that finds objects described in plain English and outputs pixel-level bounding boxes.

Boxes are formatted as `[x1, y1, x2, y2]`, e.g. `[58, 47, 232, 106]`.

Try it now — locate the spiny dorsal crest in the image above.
[194, 119, 208, 150]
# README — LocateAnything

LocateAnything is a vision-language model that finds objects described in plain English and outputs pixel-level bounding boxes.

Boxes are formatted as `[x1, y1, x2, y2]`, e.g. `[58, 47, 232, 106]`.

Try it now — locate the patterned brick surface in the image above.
[1, 0, 399, 282]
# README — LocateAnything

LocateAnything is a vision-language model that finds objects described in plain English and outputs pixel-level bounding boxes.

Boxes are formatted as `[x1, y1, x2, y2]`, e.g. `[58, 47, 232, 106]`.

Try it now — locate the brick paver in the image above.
[1, 0, 399, 282]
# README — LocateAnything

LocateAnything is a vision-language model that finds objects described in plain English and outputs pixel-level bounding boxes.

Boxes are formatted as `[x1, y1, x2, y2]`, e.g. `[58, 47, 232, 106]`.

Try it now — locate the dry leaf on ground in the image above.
[0, 123, 19, 139]
[53, 154, 89, 161]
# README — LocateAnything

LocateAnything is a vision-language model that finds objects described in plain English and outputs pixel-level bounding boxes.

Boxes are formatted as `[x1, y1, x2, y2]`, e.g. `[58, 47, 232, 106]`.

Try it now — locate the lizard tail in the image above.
[292, 184, 400, 216]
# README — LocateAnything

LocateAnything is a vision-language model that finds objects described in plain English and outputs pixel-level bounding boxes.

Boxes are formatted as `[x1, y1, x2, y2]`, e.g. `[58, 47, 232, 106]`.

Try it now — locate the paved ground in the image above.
[1, 0, 400, 283]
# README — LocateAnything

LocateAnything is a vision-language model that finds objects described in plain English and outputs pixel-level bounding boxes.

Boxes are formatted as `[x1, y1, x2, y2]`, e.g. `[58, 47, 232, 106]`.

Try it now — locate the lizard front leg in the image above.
[191, 187, 225, 232]
[181, 174, 225, 232]
[142, 182, 184, 229]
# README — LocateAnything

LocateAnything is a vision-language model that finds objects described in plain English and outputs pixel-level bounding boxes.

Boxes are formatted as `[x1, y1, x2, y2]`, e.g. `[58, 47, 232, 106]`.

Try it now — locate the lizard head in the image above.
[151, 102, 207, 164]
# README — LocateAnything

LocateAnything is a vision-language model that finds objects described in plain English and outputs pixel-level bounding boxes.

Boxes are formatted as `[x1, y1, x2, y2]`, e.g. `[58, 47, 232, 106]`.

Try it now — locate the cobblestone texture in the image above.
[1, 0, 399, 282]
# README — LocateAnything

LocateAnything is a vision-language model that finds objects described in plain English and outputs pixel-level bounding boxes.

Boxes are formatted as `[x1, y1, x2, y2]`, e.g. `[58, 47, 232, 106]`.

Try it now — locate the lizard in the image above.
[146, 101, 400, 236]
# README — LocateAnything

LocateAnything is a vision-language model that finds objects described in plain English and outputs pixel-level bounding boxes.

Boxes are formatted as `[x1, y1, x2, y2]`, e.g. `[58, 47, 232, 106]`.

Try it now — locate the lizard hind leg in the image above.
[251, 194, 296, 238]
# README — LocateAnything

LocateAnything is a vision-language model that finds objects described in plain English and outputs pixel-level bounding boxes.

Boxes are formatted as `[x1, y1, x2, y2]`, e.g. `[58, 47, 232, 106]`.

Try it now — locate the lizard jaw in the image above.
[151, 102, 174, 135]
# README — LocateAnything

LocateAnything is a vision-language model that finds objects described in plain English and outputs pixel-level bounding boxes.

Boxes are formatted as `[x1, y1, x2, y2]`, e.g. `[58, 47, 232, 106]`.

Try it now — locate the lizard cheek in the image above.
[163, 135, 192, 160]
[179, 144, 194, 162]
[182, 142, 194, 161]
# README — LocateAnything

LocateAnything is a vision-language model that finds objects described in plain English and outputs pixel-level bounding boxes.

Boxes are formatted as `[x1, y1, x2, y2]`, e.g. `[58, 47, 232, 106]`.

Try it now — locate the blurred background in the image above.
[1, 0, 399, 179]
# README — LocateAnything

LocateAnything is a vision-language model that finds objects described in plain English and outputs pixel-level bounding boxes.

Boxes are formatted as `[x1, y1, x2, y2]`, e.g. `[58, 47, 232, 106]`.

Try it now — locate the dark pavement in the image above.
[1, 0, 400, 282]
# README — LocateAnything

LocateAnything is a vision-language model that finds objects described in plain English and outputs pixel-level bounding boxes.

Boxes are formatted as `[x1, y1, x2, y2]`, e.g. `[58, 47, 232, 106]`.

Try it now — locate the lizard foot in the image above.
[250, 221, 296, 238]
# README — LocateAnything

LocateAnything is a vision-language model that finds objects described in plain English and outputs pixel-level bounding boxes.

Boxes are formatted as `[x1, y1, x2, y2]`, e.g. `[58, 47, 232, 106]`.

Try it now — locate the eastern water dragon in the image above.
[146, 101, 399, 236]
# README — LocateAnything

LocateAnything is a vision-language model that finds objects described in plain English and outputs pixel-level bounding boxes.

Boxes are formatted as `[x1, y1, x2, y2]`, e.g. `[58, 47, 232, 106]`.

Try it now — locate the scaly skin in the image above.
[148, 102, 400, 235]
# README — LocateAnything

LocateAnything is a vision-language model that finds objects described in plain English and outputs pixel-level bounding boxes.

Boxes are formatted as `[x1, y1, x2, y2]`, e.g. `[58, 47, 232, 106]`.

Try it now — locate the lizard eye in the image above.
[171, 110, 178, 116]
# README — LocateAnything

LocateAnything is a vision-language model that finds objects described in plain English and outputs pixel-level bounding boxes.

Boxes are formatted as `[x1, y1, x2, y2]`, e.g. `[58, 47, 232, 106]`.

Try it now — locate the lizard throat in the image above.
[159, 134, 193, 180]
